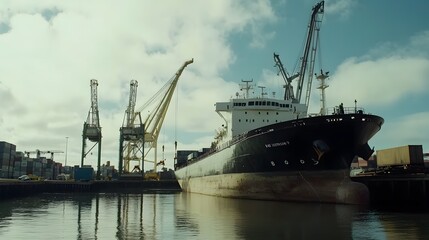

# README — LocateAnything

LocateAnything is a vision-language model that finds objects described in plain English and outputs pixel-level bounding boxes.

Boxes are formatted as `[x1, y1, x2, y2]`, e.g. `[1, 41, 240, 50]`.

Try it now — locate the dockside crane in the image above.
[81, 79, 102, 179]
[119, 80, 144, 174]
[118, 59, 193, 176]
[140, 59, 193, 172]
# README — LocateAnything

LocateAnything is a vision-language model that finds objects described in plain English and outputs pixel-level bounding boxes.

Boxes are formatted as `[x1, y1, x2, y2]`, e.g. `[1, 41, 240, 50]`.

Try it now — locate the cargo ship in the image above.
[174, 1, 384, 204]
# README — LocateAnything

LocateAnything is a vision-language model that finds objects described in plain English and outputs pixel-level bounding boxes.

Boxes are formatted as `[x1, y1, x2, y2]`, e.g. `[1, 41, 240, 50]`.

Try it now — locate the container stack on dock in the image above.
[0, 141, 64, 180]
[0, 141, 16, 178]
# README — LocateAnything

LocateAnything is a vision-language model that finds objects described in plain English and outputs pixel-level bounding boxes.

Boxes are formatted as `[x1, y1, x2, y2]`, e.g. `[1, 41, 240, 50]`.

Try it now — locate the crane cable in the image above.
[174, 83, 179, 161]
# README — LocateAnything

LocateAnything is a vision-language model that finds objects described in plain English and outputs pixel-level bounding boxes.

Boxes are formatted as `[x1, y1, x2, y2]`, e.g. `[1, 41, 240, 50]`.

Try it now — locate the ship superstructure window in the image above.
[249, 101, 254, 106]
[233, 102, 247, 107]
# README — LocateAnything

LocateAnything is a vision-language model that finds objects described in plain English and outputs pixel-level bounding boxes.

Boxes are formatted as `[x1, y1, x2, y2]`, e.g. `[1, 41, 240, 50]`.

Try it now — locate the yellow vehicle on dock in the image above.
[144, 171, 160, 181]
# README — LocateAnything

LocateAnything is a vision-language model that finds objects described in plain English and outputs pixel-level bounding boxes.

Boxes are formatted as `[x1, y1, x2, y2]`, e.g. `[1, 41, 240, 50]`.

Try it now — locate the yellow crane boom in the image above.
[140, 59, 194, 143]
[130, 58, 193, 172]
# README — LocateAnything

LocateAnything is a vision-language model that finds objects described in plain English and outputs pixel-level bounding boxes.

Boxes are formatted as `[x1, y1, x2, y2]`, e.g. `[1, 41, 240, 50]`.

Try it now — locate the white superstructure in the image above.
[214, 81, 308, 141]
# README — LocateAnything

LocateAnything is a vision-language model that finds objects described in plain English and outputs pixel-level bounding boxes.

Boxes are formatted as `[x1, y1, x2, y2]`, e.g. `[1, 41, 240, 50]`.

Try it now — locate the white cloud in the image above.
[327, 56, 429, 107]
[0, 0, 277, 170]
[375, 112, 429, 152]
[324, 0, 355, 18]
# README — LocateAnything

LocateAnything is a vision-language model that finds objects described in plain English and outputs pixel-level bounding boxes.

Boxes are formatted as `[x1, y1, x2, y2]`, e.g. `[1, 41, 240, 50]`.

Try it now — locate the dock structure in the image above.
[0, 179, 181, 199]
[352, 175, 429, 211]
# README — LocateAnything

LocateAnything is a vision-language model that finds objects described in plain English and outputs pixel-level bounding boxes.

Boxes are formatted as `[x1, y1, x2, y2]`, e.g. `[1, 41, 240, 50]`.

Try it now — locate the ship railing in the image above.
[214, 133, 247, 152]
[185, 133, 248, 166]
[327, 106, 365, 115]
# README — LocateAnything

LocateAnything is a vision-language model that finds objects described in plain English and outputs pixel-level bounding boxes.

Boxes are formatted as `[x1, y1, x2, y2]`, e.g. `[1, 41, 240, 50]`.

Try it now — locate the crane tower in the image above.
[81, 79, 102, 179]
[119, 80, 144, 174]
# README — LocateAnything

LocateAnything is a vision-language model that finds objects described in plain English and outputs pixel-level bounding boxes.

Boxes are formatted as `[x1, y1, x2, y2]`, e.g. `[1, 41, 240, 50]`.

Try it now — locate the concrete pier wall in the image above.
[352, 175, 429, 211]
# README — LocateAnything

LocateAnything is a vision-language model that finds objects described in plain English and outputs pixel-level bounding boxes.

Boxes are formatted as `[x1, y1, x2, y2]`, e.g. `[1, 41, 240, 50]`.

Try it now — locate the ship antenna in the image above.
[258, 86, 267, 99]
[316, 69, 329, 115]
[240, 79, 254, 99]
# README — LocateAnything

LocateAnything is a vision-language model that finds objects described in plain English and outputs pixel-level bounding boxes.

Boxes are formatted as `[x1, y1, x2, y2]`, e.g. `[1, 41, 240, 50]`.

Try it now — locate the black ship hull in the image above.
[175, 113, 384, 204]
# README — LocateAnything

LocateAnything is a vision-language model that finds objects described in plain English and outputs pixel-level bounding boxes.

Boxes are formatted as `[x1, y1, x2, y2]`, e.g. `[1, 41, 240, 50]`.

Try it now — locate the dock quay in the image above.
[0, 179, 181, 199]
[352, 174, 429, 211]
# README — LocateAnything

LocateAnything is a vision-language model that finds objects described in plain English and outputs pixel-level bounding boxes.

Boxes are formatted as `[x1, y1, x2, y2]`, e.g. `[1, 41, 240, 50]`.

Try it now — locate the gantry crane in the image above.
[81, 79, 102, 179]
[118, 59, 193, 176]
[119, 80, 145, 174]
[24, 150, 64, 160]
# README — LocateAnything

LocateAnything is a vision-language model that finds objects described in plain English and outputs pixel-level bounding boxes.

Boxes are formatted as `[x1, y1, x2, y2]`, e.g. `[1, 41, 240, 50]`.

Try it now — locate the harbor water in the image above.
[1, 192, 429, 239]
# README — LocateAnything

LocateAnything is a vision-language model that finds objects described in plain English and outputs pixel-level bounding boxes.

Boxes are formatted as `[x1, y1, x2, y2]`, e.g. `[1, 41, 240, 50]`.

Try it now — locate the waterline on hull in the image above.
[177, 170, 369, 205]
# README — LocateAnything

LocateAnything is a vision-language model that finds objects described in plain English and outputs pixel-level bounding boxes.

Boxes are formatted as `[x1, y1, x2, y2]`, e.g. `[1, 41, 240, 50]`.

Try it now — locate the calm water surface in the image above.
[1, 192, 428, 239]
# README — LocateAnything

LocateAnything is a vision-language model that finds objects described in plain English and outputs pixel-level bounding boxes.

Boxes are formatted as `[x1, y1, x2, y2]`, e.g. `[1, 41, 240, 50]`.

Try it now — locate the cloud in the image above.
[328, 56, 429, 107]
[324, 0, 355, 18]
[0, 1, 278, 169]
[374, 112, 429, 152]
[325, 30, 429, 108]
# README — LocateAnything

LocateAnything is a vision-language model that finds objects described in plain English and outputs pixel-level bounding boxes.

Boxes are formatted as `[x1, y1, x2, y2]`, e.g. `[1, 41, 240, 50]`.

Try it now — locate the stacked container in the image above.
[0, 141, 16, 178]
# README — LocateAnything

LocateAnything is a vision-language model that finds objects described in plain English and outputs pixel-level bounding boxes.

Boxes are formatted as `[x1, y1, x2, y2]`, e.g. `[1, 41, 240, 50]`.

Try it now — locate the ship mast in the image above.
[239, 80, 254, 99]
[295, 1, 324, 105]
[316, 70, 329, 115]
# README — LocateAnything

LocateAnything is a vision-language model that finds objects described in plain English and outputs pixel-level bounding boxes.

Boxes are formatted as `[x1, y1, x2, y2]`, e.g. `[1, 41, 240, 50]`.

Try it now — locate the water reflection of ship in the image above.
[174, 193, 362, 240]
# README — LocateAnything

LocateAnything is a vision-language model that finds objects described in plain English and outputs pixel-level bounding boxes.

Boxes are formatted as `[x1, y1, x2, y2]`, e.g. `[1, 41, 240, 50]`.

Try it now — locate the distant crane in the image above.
[81, 79, 102, 179]
[24, 150, 64, 160]
[118, 59, 193, 175]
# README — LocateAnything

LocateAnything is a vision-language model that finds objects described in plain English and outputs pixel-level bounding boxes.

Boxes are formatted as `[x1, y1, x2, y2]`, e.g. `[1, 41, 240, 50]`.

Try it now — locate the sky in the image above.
[1, 0, 428, 171]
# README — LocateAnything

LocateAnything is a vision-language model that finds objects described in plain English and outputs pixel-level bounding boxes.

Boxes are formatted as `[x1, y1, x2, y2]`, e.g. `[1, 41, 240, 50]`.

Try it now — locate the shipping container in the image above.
[376, 145, 424, 167]
[0, 141, 12, 153]
[187, 151, 199, 161]
[74, 167, 94, 181]
[176, 150, 196, 165]
[13, 161, 21, 172]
